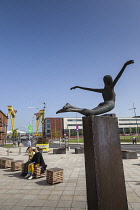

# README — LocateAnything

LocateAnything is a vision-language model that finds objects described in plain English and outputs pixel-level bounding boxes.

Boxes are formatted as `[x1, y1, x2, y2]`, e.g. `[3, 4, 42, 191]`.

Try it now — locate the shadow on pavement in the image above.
[132, 164, 140, 166]
[35, 179, 50, 186]
[2, 168, 24, 179]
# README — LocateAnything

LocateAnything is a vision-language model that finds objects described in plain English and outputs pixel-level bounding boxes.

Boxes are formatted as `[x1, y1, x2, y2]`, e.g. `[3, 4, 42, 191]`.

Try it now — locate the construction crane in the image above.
[7, 106, 17, 133]
[34, 109, 44, 136]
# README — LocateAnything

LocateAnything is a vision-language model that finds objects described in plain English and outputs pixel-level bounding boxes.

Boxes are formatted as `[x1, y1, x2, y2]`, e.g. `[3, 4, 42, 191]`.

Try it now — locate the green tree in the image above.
[52, 129, 59, 139]
[12, 129, 19, 139]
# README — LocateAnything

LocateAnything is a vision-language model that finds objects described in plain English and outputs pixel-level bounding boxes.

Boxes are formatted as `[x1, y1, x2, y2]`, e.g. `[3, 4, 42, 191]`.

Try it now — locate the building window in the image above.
[67, 124, 83, 126]
[47, 130, 50, 134]
[67, 119, 82, 122]
[47, 124, 50, 128]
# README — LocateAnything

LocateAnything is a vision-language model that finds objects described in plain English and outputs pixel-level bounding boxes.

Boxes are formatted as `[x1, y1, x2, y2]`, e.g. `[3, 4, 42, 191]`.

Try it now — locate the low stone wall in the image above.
[122, 150, 138, 159]
[53, 147, 66, 154]
[75, 147, 84, 154]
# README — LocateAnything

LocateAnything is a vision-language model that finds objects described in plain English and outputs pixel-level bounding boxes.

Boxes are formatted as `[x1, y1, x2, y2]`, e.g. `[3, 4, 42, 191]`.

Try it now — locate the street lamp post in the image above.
[28, 107, 39, 135]
[129, 103, 139, 136]
[42, 102, 46, 139]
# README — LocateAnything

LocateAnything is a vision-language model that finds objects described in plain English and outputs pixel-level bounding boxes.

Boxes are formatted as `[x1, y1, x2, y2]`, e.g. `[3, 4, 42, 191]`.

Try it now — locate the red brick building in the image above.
[45, 118, 63, 139]
[0, 110, 8, 145]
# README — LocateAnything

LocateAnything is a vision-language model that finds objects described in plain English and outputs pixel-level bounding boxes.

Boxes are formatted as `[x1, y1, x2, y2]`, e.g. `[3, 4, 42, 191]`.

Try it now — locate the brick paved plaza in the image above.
[0, 147, 140, 210]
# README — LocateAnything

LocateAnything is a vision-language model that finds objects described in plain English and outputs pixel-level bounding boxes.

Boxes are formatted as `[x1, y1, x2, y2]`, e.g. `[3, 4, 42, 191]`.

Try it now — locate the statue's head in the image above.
[103, 75, 113, 86]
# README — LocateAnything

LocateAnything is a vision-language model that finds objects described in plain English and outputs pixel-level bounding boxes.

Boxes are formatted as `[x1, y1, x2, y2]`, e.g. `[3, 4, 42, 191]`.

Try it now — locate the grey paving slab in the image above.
[43, 200, 58, 207]
[0, 206, 12, 210]
[41, 207, 55, 210]
[10, 207, 26, 210]
[56, 208, 71, 210]
[130, 203, 140, 210]
[28, 198, 45, 207]
[25, 207, 41, 210]
[62, 191, 75, 196]
[1, 198, 19, 206]
[47, 195, 61, 201]
[15, 199, 33, 207]
[57, 200, 72, 208]
[59, 195, 74, 201]
[71, 201, 87, 209]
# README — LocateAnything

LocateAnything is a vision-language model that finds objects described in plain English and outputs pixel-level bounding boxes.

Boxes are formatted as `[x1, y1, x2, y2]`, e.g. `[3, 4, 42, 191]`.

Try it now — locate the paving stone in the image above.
[51, 191, 63, 195]
[15, 199, 32, 207]
[10, 194, 25, 199]
[57, 201, 72, 208]
[22, 194, 37, 200]
[54, 186, 65, 190]
[43, 200, 58, 207]
[25, 207, 41, 210]
[28, 199, 45, 207]
[73, 195, 87, 201]
[41, 207, 55, 210]
[64, 187, 76, 191]
[56, 208, 71, 210]
[72, 201, 87, 209]
[0, 194, 13, 199]
[62, 190, 75, 195]
[11, 207, 26, 210]
[2, 198, 19, 206]
[47, 195, 61, 201]
[71, 208, 87, 210]
[74, 190, 86, 196]
[38, 190, 52, 195]
[0, 206, 12, 210]
[6, 190, 19, 194]
[37, 195, 50, 200]
[130, 203, 140, 210]
[60, 195, 73, 201]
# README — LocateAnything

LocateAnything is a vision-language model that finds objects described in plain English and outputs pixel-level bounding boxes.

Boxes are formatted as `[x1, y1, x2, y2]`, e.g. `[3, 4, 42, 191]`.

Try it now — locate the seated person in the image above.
[25, 147, 47, 180]
[22, 147, 35, 176]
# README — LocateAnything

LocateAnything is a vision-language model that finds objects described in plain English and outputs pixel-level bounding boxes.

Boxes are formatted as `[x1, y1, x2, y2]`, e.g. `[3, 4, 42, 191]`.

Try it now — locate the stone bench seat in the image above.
[75, 147, 84, 154]
[122, 150, 138, 159]
[53, 147, 66, 154]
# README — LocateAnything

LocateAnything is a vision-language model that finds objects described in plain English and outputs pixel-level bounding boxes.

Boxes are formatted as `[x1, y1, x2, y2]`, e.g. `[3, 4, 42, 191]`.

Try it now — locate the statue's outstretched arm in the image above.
[70, 86, 103, 93]
[112, 60, 134, 88]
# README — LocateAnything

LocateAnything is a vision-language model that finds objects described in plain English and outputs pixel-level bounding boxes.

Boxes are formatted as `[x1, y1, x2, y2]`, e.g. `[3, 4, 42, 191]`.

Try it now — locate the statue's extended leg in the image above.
[56, 101, 115, 116]
[56, 103, 82, 114]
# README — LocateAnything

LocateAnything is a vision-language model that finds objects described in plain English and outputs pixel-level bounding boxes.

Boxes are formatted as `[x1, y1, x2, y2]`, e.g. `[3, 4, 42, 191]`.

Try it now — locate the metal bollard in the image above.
[19, 147, 21, 155]
[7, 149, 9, 156]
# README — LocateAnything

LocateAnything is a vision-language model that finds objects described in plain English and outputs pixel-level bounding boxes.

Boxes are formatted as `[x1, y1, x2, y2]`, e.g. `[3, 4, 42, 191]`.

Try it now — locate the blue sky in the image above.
[0, 0, 140, 131]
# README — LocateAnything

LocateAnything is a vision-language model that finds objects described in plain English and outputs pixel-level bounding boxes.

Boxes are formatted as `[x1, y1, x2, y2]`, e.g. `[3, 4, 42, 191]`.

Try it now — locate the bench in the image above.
[11, 160, 24, 171]
[22, 163, 46, 178]
[46, 167, 63, 184]
[122, 150, 138, 159]
[0, 157, 6, 167]
[0, 157, 14, 168]
[34, 165, 46, 178]
[75, 147, 84, 154]
[53, 147, 66, 154]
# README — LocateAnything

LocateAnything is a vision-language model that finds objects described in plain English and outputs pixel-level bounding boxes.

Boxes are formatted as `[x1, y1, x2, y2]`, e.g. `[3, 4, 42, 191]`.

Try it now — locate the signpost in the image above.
[28, 124, 32, 134]
[76, 124, 79, 144]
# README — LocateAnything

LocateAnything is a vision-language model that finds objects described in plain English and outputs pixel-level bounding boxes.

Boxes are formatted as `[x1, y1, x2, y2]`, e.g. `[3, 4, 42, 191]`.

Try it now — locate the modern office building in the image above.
[45, 118, 63, 139]
[63, 117, 83, 138]
[0, 110, 8, 145]
[45, 117, 83, 139]
[45, 115, 140, 139]
[118, 117, 140, 134]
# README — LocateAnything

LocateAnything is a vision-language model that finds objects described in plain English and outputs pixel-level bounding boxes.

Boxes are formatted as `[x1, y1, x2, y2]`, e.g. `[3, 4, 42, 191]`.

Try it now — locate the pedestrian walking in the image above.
[132, 136, 137, 144]
[18, 140, 20, 147]
[26, 139, 31, 152]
